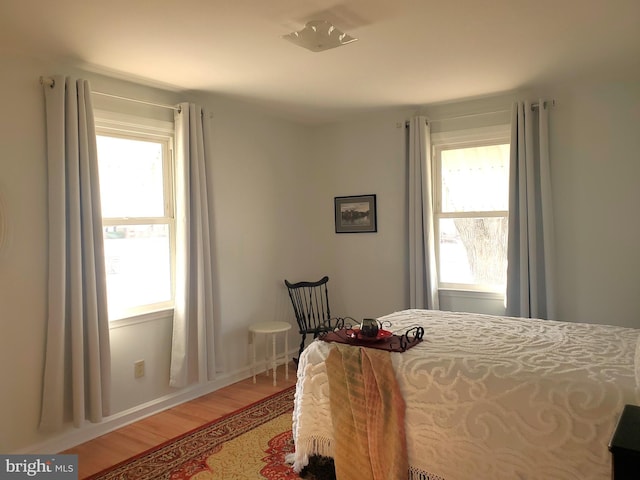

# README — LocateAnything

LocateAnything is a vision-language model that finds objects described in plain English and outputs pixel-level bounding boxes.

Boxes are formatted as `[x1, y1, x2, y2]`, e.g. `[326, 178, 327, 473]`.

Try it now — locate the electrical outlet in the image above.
[134, 360, 145, 378]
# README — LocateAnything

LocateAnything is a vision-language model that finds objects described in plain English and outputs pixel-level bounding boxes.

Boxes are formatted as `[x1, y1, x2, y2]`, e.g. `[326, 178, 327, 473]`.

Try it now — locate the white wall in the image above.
[308, 99, 517, 320]
[548, 79, 640, 327]
[309, 111, 412, 320]
[309, 81, 640, 328]
[0, 53, 315, 453]
[0, 54, 50, 454]
[1, 51, 638, 455]
[204, 93, 320, 370]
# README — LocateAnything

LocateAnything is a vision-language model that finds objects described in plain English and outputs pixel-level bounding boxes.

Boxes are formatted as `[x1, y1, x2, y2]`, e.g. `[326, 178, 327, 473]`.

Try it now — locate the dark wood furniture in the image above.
[609, 404, 640, 479]
[284, 276, 335, 362]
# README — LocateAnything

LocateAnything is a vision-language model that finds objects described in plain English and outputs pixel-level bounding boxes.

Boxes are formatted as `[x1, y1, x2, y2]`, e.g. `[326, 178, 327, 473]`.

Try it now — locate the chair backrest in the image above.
[284, 276, 331, 334]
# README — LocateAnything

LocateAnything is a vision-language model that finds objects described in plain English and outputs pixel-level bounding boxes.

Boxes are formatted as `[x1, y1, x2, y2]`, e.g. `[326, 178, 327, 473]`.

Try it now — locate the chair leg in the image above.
[284, 331, 289, 380]
[271, 333, 277, 386]
[251, 330, 256, 384]
[294, 333, 306, 365]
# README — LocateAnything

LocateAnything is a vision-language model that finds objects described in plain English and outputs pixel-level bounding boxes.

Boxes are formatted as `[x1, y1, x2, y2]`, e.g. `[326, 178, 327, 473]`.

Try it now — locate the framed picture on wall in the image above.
[334, 194, 377, 233]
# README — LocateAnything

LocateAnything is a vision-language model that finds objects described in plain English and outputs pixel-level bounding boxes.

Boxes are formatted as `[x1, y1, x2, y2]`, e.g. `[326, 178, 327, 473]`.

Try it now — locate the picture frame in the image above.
[334, 194, 377, 233]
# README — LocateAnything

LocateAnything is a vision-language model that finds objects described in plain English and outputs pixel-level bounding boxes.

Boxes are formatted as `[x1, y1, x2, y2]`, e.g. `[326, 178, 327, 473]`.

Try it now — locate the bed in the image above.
[291, 309, 640, 479]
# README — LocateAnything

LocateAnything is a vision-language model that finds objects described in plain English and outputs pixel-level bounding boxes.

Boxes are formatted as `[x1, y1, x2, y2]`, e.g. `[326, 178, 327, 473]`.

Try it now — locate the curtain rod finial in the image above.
[39, 76, 55, 88]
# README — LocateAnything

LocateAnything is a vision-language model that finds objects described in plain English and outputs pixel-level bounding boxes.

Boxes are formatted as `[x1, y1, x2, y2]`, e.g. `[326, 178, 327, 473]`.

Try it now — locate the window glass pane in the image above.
[97, 135, 165, 218]
[441, 144, 509, 212]
[103, 224, 171, 317]
[438, 217, 508, 288]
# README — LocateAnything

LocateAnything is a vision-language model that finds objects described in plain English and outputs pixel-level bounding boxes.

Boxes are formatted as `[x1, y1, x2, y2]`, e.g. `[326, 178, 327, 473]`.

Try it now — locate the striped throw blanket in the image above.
[326, 344, 408, 480]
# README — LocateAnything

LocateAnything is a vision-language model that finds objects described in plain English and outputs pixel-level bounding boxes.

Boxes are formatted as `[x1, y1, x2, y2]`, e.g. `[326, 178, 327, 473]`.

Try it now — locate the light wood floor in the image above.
[63, 363, 297, 479]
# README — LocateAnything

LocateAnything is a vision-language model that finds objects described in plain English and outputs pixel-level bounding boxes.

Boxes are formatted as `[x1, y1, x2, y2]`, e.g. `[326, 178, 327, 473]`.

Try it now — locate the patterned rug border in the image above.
[86, 385, 296, 479]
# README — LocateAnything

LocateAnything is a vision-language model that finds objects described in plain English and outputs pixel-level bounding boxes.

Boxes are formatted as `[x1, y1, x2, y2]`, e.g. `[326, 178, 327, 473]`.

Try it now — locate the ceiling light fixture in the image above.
[283, 20, 357, 52]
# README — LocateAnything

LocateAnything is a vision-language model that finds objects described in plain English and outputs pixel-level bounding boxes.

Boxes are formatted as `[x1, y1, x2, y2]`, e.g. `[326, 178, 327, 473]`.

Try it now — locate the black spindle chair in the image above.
[285, 276, 335, 363]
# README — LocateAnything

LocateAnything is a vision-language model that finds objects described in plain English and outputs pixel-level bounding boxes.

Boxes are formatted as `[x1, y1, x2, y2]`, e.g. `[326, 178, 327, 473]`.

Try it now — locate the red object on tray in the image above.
[346, 328, 393, 342]
[320, 327, 423, 352]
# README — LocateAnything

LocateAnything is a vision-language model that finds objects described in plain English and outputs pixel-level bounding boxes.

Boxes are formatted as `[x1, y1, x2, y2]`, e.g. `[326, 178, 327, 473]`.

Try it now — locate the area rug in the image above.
[86, 386, 335, 480]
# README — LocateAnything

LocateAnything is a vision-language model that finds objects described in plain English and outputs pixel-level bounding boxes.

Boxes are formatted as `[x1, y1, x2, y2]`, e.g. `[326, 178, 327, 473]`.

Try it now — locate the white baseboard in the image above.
[17, 345, 299, 455]
[19, 366, 255, 455]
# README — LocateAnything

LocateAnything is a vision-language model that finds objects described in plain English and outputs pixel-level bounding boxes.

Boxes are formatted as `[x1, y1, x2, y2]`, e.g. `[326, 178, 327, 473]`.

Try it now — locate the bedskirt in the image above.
[291, 309, 640, 479]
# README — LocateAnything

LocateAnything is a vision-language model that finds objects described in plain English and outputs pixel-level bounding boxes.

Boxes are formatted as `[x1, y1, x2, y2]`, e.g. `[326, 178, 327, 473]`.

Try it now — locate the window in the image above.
[433, 126, 510, 293]
[95, 113, 175, 321]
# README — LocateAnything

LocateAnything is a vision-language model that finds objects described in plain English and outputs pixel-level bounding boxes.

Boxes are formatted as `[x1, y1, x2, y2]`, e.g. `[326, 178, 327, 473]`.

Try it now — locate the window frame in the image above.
[94, 111, 177, 322]
[431, 125, 510, 293]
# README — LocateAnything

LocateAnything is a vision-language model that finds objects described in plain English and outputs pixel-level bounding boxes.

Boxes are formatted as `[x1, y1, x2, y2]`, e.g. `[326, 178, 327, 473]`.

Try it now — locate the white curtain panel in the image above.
[408, 116, 439, 310]
[40, 76, 111, 431]
[170, 103, 221, 388]
[506, 101, 556, 319]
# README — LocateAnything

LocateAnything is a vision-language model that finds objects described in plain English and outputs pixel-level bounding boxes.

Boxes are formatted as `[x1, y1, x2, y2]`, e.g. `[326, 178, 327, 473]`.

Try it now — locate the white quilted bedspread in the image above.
[291, 309, 640, 480]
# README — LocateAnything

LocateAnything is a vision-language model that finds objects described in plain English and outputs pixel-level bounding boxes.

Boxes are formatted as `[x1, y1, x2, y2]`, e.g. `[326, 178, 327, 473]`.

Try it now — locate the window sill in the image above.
[109, 308, 174, 329]
[438, 288, 505, 301]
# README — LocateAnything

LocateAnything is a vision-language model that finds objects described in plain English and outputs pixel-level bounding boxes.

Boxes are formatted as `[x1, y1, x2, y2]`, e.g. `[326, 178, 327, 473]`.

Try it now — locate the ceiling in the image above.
[2, 0, 639, 123]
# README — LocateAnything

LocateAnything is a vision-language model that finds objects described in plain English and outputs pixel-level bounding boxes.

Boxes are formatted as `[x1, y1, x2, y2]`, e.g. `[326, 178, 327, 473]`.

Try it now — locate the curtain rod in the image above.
[405, 109, 508, 127]
[532, 99, 556, 110]
[39, 76, 181, 112]
[405, 100, 556, 127]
